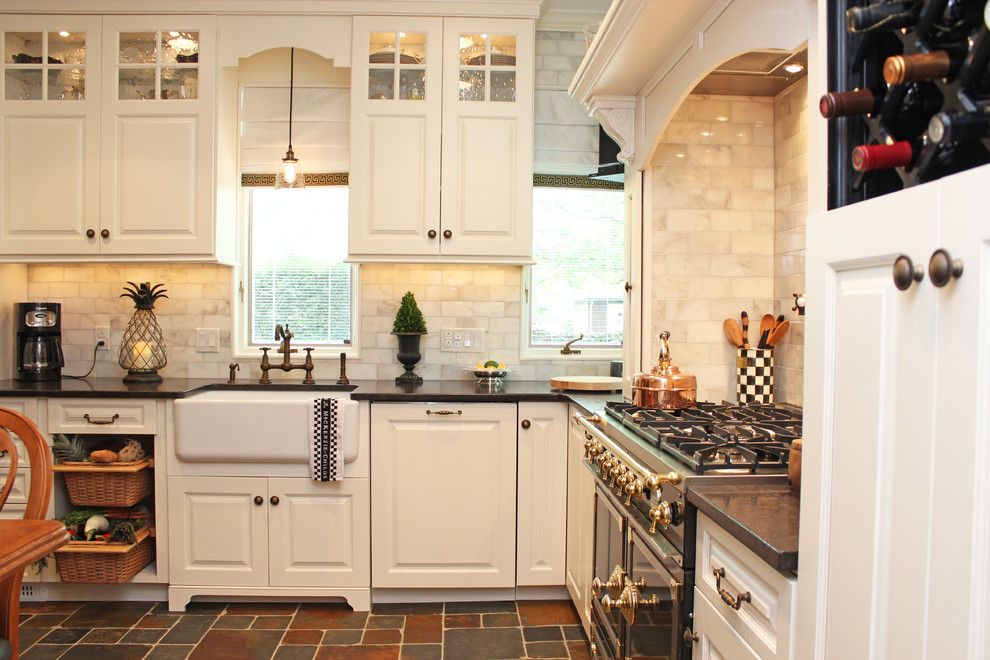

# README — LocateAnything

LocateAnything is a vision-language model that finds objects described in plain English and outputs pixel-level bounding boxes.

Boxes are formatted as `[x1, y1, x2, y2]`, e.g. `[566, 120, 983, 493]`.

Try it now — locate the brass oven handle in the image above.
[83, 413, 119, 425]
[712, 567, 751, 610]
[592, 565, 626, 598]
[602, 580, 660, 626]
[425, 410, 462, 416]
[575, 414, 682, 490]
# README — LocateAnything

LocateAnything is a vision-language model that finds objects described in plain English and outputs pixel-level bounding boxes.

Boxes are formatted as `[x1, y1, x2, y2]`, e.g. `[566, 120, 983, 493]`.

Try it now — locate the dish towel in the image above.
[311, 398, 343, 482]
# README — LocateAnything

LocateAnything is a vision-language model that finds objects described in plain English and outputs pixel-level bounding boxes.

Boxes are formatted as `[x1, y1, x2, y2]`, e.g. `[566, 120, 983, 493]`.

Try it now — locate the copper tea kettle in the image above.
[631, 331, 697, 410]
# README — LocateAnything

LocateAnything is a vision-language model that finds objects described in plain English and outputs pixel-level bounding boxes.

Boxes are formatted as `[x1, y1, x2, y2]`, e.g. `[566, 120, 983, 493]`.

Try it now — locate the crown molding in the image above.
[567, 0, 649, 104]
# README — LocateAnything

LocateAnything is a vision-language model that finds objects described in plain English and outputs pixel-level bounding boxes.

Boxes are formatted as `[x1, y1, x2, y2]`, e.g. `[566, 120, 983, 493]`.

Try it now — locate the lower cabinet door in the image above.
[268, 477, 370, 588]
[168, 476, 269, 586]
[692, 588, 761, 660]
[565, 410, 594, 633]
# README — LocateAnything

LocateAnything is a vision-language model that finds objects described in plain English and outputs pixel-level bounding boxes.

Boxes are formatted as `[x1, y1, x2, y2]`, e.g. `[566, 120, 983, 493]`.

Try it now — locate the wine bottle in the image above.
[879, 81, 944, 139]
[884, 48, 966, 84]
[846, 1, 918, 32]
[927, 110, 990, 144]
[819, 87, 884, 118]
[852, 141, 918, 171]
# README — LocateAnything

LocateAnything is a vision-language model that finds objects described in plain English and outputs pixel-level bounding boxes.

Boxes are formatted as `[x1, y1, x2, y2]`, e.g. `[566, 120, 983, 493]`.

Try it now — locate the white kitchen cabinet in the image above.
[370, 402, 517, 588]
[169, 475, 369, 590]
[516, 401, 567, 586]
[168, 476, 270, 587]
[692, 588, 762, 660]
[798, 166, 990, 659]
[565, 407, 594, 634]
[348, 17, 534, 262]
[268, 477, 370, 588]
[0, 16, 102, 255]
[100, 16, 216, 256]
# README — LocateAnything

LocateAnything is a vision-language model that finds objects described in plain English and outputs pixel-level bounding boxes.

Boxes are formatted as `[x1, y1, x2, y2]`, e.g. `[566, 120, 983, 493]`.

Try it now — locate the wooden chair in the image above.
[0, 408, 53, 660]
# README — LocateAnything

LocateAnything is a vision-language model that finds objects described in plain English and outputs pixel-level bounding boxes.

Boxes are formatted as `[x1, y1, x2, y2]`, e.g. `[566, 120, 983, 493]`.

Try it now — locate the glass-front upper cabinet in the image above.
[2, 25, 90, 101]
[367, 30, 427, 100]
[116, 29, 199, 100]
[456, 32, 517, 102]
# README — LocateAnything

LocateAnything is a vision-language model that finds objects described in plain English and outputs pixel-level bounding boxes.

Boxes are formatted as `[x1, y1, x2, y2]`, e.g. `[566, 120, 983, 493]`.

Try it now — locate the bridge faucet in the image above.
[259, 324, 316, 384]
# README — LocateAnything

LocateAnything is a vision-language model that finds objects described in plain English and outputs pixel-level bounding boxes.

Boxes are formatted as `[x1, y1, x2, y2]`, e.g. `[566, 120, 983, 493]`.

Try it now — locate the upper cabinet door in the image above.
[440, 18, 533, 258]
[348, 17, 442, 258]
[0, 15, 101, 255]
[100, 16, 215, 256]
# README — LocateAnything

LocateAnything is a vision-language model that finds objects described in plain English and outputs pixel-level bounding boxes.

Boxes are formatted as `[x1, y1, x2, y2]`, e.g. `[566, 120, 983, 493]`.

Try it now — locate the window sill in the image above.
[518, 347, 621, 361]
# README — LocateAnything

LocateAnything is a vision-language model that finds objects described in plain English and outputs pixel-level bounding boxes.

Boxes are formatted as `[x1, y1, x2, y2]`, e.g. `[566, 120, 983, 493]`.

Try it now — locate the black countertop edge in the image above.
[0, 378, 624, 408]
[686, 478, 799, 575]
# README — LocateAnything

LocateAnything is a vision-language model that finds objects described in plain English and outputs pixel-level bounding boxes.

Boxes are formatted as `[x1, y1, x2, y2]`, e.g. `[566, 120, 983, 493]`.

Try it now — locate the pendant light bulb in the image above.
[275, 48, 304, 189]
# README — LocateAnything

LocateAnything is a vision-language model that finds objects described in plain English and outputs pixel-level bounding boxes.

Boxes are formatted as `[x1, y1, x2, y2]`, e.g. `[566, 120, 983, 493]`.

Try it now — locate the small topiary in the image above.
[392, 291, 427, 334]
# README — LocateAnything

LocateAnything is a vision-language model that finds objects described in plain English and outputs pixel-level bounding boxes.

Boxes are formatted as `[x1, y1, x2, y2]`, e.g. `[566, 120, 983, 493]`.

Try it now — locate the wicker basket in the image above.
[52, 460, 152, 507]
[55, 529, 154, 584]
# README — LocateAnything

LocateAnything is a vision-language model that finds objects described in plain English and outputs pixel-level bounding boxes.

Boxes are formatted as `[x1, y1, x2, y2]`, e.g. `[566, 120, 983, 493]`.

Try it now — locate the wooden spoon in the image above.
[723, 319, 744, 348]
[767, 320, 790, 347]
[741, 311, 750, 349]
[760, 313, 775, 338]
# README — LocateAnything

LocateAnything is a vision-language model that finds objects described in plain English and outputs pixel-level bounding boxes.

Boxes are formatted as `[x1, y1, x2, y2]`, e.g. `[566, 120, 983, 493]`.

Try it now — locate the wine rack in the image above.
[826, 0, 990, 209]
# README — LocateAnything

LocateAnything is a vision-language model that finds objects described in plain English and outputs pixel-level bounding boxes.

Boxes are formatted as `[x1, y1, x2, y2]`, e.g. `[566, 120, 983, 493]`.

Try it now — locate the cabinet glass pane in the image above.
[162, 31, 199, 64]
[399, 69, 425, 100]
[368, 68, 394, 100]
[120, 32, 157, 64]
[161, 68, 197, 99]
[119, 68, 156, 100]
[459, 34, 487, 66]
[399, 32, 426, 64]
[490, 70, 516, 102]
[458, 69, 485, 101]
[4, 69, 42, 100]
[47, 31, 86, 65]
[48, 68, 85, 100]
[5, 32, 42, 63]
[491, 35, 517, 66]
[369, 32, 396, 64]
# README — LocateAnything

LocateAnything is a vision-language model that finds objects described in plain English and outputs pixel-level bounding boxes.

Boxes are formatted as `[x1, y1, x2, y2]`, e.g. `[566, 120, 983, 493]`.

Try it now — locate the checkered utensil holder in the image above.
[736, 348, 774, 404]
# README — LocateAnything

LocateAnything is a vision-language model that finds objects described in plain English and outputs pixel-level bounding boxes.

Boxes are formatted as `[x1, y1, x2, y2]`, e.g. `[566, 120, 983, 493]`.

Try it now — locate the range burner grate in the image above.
[604, 401, 801, 473]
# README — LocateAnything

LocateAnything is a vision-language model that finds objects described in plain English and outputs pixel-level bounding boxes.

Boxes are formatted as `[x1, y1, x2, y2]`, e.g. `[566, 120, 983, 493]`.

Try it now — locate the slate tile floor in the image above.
[18, 600, 590, 660]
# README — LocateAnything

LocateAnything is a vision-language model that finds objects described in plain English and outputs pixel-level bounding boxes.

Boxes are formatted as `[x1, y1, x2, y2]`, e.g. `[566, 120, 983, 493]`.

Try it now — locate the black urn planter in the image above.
[394, 332, 424, 385]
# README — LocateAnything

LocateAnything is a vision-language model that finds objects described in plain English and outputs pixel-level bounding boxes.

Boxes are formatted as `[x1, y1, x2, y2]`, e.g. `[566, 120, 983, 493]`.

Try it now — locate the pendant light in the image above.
[276, 47, 304, 189]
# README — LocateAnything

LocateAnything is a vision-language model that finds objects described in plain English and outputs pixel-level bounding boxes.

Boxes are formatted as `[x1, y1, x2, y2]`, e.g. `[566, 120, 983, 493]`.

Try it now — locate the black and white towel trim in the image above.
[311, 398, 342, 482]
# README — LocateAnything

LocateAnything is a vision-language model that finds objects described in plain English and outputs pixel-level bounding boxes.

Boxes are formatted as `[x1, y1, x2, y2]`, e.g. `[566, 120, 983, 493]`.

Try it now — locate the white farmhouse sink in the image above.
[173, 390, 358, 464]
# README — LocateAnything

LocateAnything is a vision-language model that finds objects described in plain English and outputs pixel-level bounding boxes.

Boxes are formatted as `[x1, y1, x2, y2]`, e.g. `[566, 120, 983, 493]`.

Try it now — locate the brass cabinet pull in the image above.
[521, 419, 531, 429]
[254, 496, 264, 505]
[83, 413, 119, 425]
[425, 409, 462, 416]
[928, 248, 963, 287]
[892, 254, 924, 290]
[712, 567, 751, 610]
[270, 496, 280, 506]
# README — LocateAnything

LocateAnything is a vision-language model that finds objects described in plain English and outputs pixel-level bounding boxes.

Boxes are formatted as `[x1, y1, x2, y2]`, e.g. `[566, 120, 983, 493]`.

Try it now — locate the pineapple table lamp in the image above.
[118, 282, 168, 383]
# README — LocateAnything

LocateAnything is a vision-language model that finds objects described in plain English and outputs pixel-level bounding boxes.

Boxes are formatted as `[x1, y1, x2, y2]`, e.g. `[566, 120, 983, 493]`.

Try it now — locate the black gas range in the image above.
[578, 401, 801, 660]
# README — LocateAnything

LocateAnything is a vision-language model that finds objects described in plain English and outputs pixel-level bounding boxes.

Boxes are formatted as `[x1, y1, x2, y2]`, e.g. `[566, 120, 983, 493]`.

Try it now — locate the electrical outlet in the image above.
[440, 327, 485, 353]
[93, 326, 110, 361]
[196, 328, 220, 353]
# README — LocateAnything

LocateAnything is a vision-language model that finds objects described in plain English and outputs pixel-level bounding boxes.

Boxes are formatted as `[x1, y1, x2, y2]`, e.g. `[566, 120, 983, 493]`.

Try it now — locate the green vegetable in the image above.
[108, 521, 137, 544]
[483, 360, 500, 368]
[52, 434, 88, 463]
[58, 509, 106, 527]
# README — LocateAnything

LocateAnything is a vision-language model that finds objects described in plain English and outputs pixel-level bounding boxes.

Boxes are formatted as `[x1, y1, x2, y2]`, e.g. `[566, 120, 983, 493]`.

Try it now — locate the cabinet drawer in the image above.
[696, 512, 796, 660]
[0, 468, 30, 507]
[49, 399, 157, 435]
[0, 436, 28, 468]
[693, 587, 761, 660]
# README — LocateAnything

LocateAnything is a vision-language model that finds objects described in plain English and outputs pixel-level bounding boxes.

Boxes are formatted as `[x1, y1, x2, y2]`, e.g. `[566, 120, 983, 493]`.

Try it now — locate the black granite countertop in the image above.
[0, 378, 622, 410]
[687, 480, 800, 574]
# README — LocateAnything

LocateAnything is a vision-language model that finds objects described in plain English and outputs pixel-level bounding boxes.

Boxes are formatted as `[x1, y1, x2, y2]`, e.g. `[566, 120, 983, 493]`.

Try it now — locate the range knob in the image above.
[648, 501, 679, 534]
[609, 463, 625, 487]
[624, 478, 644, 505]
[615, 470, 632, 492]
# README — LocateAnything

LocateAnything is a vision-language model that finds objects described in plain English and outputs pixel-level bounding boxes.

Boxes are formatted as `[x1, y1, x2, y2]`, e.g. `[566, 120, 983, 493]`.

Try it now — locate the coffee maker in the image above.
[15, 302, 64, 382]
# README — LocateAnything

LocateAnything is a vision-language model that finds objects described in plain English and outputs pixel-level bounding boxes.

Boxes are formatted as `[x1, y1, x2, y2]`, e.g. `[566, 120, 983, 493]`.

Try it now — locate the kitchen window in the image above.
[523, 181, 625, 357]
[244, 187, 356, 350]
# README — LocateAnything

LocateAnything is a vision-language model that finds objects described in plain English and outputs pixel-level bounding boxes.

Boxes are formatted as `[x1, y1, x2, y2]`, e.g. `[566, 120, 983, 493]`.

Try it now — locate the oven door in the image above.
[591, 484, 627, 657]
[625, 524, 692, 660]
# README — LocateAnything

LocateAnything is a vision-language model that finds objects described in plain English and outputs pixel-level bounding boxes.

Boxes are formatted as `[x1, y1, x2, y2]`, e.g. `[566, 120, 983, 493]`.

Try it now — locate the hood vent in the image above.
[715, 49, 791, 75]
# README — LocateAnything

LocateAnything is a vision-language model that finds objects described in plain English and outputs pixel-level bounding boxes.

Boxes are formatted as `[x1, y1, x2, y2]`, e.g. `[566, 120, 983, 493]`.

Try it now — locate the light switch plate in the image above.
[441, 327, 485, 353]
[196, 328, 220, 353]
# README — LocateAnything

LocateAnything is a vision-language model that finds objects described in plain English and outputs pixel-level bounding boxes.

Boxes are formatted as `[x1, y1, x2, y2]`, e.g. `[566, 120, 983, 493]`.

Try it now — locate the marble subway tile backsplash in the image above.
[25, 263, 613, 383]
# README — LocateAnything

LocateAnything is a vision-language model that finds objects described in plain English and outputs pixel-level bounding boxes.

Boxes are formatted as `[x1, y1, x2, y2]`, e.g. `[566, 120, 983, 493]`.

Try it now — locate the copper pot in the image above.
[631, 331, 697, 410]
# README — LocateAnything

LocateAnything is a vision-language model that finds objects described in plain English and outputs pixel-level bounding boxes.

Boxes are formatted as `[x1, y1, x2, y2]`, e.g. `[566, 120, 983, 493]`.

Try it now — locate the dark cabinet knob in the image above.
[86, 229, 95, 239]
[683, 628, 699, 645]
[443, 229, 452, 239]
[254, 496, 263, 505]
[428, 229, 437, 239]
[624, 282, 632, 293]
[928, 248, 963, 287]
[100, 229, 110, 239]
[270, 496, 280, 506]
[521, 419, 531, 430]
[892, 254, 924, 291]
